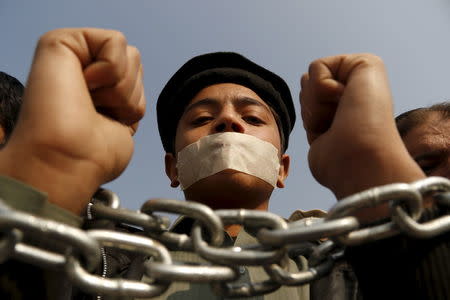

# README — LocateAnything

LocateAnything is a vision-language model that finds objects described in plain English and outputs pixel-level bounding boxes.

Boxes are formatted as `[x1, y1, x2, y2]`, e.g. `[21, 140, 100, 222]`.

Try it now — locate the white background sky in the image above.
[1, 1, 450, 218]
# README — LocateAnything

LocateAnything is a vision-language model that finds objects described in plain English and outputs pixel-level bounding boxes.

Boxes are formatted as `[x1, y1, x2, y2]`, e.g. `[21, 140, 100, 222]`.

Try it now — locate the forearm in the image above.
[0, 148, 101, 215]
[330, 141, 426, 199]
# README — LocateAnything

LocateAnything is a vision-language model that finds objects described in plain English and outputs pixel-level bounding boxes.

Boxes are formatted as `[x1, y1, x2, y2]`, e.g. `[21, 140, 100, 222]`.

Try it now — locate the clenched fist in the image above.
[0, 28, 146, 214]
[300, 54, 424, 200]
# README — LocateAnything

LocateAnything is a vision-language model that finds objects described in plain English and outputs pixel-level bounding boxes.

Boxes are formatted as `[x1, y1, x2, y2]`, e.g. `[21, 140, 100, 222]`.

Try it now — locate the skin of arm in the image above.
[300, 54, 426, 219]
[0, 28, 146, 215]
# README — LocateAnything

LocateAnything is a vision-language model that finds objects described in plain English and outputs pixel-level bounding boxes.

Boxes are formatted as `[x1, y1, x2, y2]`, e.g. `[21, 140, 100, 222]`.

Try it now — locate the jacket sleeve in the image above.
[345, 205, 450, 300]
[0, 175, 84, 299]
[0, 175, 82, 226]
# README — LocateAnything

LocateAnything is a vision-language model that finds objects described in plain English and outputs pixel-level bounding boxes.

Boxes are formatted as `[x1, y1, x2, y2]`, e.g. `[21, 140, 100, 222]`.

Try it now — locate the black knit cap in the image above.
[157, 52, 296, 153]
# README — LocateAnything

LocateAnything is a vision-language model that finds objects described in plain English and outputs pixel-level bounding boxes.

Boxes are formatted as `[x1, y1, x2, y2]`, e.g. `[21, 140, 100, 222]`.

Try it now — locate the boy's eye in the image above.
[192, 116, 213, 126]
[243, 116, 264, 125]
[417, 159, 440, 175]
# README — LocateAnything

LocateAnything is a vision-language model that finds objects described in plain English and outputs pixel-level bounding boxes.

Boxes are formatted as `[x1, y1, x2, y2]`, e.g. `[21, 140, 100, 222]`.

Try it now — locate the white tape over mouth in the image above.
[176, 132, 281, 190]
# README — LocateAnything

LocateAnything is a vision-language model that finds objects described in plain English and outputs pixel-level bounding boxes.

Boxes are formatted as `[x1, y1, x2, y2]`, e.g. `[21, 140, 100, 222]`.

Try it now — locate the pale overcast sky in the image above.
[1, 1, 450, 218]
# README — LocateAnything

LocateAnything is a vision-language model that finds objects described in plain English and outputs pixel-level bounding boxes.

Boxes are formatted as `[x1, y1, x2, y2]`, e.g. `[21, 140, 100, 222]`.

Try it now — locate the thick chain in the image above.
[0, 177, 449, 298]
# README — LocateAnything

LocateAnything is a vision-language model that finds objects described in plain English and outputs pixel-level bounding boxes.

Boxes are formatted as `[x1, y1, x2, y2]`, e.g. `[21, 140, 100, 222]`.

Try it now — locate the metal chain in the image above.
[0, 176, 449, 298]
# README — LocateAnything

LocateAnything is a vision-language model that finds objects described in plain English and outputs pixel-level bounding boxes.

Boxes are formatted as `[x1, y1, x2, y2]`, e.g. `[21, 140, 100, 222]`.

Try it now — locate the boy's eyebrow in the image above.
[183, 98, 220, 114]
[184, 97, 272, 115]
[234, 97, 272, 114]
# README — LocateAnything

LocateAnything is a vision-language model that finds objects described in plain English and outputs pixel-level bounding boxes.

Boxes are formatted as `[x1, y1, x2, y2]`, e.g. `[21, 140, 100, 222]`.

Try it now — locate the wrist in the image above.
[330, 144, 426, 200]
[0, 148, 101, 215]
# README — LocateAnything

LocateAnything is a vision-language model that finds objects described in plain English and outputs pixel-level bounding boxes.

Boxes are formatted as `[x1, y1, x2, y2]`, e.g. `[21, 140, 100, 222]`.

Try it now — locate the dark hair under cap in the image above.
[157, 52, 296, 153]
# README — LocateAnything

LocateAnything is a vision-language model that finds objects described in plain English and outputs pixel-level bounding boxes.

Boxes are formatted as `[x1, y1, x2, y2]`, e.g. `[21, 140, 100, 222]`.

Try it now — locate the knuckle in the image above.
[300, 73, 309, 86]
[353, 53, 384, 67]
[103, 64, 123, 84]
[112, 84, 129, 103]
[37, 29, 86, 57]
[308, 60, 321, 74]
[128, 46, 141, 62]
[135, 98, 146, 119]
[299, 91, 305, 106]
[39, 28, 65, 40]
[37, 29, 68, 48]
[119, 94, 146, 125]
[111, 30, 128, 47]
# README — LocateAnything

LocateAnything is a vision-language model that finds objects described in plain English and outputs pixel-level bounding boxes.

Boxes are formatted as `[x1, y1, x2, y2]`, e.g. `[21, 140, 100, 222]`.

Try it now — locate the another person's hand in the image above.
[300, 54, 424, 199]
[0, 28, 145, 214]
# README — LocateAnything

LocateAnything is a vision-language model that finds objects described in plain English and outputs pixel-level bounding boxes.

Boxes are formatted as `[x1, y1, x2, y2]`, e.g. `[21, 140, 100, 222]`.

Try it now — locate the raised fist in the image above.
[300, 54, 424, 199]
[0, 28, 145, 214]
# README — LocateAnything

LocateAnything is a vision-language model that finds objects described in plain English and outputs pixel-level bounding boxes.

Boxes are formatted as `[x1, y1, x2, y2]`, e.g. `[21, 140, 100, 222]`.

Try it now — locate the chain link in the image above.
[0, 202, 101, 271]
[0, 177, 449, 298]
[67, 230, 172, 298]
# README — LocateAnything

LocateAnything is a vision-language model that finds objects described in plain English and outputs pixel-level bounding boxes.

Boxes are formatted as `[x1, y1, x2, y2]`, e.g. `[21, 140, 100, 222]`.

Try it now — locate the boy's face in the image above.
[402, 112, 449, 179]
[175, 83, 282, 154]
[164, 83, 290, 207]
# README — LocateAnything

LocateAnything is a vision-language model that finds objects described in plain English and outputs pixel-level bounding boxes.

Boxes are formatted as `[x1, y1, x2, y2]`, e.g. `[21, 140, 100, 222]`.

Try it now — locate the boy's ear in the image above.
[165, 153, 179, 187]
[0, 127, 5, 144]
[276, 154, 290, 188]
